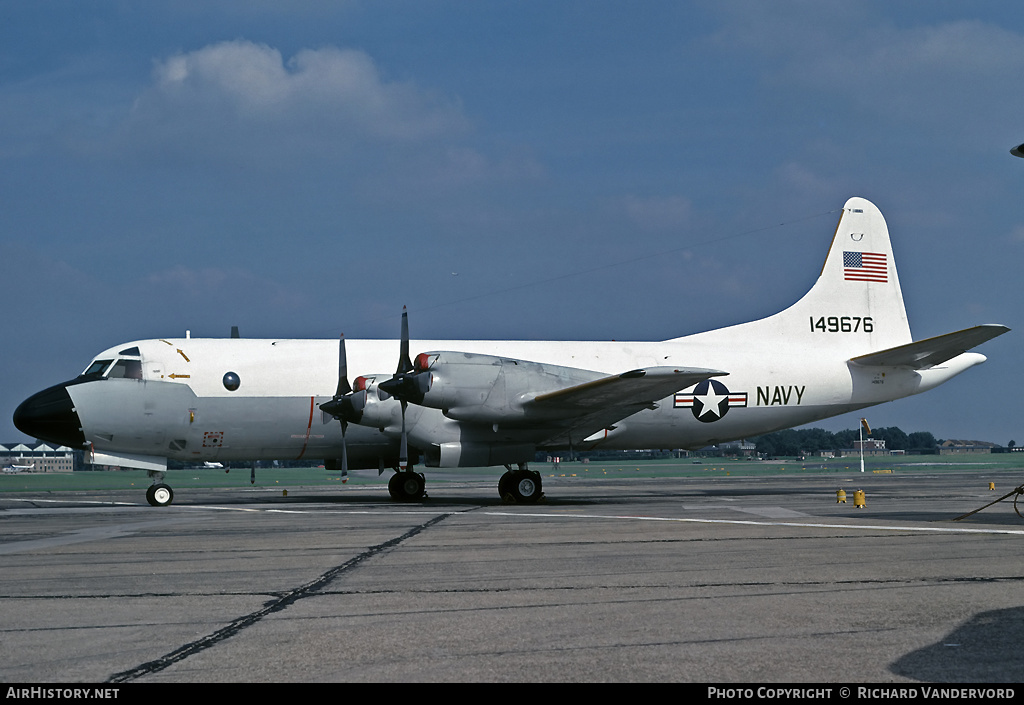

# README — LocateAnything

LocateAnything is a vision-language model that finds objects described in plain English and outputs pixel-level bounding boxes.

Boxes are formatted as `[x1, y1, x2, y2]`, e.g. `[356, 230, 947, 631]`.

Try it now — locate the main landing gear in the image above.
[146, 470, 174, 507]
[386, 464, 544, 504]
[499, 464, 544, 504]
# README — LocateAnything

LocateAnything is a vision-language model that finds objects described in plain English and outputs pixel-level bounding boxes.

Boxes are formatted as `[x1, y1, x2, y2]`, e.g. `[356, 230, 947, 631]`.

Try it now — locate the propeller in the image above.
[378, 307, 430, 471]
[319, 334, 365, 473]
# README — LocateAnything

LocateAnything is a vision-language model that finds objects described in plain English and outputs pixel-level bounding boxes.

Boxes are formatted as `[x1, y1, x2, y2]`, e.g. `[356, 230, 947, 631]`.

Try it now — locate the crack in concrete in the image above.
[106, 512, 452, 683]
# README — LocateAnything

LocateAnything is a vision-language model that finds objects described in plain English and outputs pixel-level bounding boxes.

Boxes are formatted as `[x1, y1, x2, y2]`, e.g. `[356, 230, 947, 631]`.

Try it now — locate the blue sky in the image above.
[3, 1, 1022, 445]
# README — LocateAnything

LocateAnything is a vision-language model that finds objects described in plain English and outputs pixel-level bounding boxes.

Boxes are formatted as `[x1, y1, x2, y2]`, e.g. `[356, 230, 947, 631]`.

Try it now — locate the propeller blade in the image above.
[340, 419, 349, 473]
[336, 334, 352, 397]
[378, 308, 429, 404]
[398, 306, 413, 374]
[320, 334, 364, 423]
[399, 400, 408, 471]
[321, 332, 360, 472]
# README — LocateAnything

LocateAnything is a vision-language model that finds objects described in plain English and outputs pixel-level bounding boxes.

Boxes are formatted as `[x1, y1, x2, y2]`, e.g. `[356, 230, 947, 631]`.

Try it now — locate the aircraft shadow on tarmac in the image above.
[889, 605, 1024, 682]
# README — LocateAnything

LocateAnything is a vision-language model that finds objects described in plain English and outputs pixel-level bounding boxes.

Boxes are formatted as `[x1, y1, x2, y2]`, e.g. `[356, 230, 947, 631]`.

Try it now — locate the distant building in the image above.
[701, 440, 758, 457]
[1, 442, 79, 472]
[719, 440, 757, 456]
[839, 438, 903, 457]
[938, 440, 999, 455]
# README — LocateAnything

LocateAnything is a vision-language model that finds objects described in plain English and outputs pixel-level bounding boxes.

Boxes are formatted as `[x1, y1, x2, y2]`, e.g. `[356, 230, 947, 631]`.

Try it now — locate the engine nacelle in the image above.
[424, 441, 536, 468]
[413, 351, 601, 424]
[347, 375, 401, 429]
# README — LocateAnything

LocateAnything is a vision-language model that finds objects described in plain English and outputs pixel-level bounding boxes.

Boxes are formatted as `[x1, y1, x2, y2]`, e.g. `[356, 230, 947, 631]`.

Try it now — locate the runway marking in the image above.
[3, 498, 140, 507]
[483, 511, 1024, 536]
[1, 497, 441, 516]
[7, 497, 1023, 535]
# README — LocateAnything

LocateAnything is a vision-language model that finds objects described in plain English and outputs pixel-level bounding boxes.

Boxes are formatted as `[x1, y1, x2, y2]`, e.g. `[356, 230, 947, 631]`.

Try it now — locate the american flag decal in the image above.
[843, 251, 888, 282]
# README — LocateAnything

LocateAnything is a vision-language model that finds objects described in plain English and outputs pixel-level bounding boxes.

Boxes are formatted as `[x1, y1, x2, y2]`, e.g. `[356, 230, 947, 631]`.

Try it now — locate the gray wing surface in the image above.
[523, 366, 726, 445]
[850, 324, 1009, 369]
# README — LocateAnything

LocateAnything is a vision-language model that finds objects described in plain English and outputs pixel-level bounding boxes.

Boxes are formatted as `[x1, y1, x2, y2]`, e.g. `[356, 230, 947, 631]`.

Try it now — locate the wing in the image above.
[405, 351, 725, 444]
[521, 366, 727, 446]
[850, 324, 1009, 369]
[528, 366, 726, 414]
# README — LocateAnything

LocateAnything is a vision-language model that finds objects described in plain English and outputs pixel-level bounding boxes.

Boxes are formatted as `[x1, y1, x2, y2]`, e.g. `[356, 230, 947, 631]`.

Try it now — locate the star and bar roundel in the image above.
[674, 379, 748, 423]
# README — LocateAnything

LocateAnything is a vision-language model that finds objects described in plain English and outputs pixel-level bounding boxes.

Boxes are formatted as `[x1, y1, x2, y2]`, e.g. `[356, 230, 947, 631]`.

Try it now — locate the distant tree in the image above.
[755, 437, 776, 457]
[873, 426, 909, 451]
[1009, 440, 1017, 449]
[834, 429, 859, 449]
[753, 427, 947, 455]
[907, 431, 937, 451]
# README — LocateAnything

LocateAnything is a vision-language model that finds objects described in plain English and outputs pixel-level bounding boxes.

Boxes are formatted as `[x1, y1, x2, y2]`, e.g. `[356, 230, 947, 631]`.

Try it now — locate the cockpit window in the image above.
[82, 360, 113, 377]
[118, 347, 141, 357]
[80, 358, 143, 380]
[108, 359, 143, 380]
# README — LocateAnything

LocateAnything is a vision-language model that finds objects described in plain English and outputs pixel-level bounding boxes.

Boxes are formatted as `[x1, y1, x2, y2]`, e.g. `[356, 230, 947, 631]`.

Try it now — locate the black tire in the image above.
[507, 470, 542, 504]
[389, 471, 425, 501]
[147, 483, 174, 507]
[498, 471, 513, 500]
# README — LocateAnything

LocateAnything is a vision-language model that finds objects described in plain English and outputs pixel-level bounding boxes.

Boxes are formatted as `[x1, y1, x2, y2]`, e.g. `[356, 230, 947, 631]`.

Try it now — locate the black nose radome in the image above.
[13, 383, 87, 448]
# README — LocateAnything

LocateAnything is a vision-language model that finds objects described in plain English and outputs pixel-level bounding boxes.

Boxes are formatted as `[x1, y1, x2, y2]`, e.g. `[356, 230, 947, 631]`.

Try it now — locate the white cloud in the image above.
[122, 40, 469, 162]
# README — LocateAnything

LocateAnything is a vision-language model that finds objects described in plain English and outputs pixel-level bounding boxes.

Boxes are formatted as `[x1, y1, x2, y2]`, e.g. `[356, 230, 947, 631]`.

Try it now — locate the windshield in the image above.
[80, 358, 143, 380]
[82, 360, 113, 377]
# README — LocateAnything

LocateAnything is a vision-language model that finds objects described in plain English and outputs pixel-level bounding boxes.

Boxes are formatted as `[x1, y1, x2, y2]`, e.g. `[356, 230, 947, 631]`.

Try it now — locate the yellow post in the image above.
[836, 489, 847, 503]
[853, 490, 866, 508]
[989, 482, 996, 490]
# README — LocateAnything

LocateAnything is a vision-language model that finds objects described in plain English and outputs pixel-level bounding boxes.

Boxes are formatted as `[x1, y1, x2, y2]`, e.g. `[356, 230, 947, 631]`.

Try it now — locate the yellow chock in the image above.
[853, 490, 866, 508]
[282, 489, 288, 497]
[836, 489, 847, 503]
[989, 482, 996, 490]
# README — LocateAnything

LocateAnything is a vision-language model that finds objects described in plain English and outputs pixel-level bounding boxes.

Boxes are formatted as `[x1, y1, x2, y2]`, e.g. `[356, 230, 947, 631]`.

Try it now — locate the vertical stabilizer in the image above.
[692, 197, 913, 355]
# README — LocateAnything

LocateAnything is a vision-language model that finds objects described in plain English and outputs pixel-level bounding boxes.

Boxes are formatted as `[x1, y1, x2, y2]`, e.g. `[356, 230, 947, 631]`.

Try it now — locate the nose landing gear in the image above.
[145, 470, 174, 506]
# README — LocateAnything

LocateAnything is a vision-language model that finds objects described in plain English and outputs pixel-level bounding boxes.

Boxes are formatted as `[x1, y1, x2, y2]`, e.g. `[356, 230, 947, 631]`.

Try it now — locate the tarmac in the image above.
[2, 468, 1024, 683]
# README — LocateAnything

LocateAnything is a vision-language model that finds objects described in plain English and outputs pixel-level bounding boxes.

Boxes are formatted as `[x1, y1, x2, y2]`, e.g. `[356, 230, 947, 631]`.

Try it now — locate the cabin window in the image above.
[223, 371, 240, 391]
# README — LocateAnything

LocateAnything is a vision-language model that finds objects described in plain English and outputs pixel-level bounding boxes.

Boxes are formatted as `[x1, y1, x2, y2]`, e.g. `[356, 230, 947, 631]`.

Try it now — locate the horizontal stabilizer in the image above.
[849, 324, 1009, 369]
[530, 366, 726, 412]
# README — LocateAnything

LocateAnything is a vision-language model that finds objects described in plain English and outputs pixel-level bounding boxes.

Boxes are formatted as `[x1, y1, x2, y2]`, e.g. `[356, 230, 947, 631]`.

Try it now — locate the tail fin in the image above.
[691, 197, 913, 355]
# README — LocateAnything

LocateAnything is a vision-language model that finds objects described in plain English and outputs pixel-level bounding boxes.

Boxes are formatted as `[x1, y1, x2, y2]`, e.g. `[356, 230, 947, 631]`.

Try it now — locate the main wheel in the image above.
[146, 483, 174, 507]
[388, 471, 425, 501]
[506, 470, 543, 504]
[498, 471, 513, 500]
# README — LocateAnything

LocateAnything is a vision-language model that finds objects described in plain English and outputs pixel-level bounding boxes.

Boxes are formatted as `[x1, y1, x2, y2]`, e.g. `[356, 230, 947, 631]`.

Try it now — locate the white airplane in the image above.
[3, 463, 34, 474]
[13, 197, 1008, 507]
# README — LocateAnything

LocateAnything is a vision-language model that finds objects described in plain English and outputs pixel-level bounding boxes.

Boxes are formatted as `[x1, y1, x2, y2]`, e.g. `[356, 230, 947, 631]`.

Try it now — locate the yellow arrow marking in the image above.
[176, 349, 190, 362]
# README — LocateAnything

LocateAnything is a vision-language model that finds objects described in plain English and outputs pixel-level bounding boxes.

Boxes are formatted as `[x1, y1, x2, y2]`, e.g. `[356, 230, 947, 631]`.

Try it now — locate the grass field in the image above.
[2, 453, 1022, 493]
